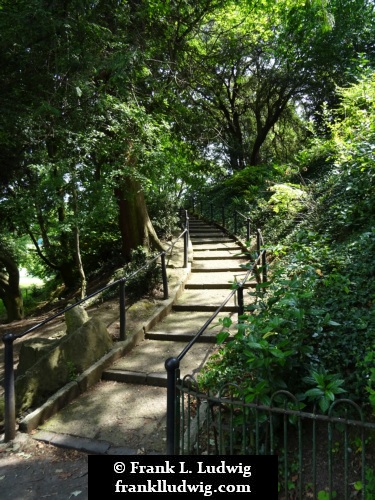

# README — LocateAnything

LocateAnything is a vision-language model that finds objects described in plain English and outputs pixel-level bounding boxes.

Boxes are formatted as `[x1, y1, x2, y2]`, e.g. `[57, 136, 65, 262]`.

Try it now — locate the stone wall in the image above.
[15, 317, 113, 414]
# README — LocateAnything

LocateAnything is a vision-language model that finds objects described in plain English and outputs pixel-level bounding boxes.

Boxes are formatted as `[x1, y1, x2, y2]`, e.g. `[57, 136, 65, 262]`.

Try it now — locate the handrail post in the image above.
[257, 229, 261, 256]
[161, 252, 169, 299]
[262, 250, 267, 283]
[3, 332, 16, 442]
[222, 206, 225, 228]
[184, 212, 189, 268]
[237, 286, 244, 320]
[246, 218, 251, 243]
[119, 280, 126, 341]
[165, 356, 180, 455]
[234, 211, 237, 235]
[184, 228, 189, 268]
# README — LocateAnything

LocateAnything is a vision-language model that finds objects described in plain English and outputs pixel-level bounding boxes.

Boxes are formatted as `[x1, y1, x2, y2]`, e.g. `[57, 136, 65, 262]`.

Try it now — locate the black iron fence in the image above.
[174, 379, 375, 499]
[2, 216, 190, 442]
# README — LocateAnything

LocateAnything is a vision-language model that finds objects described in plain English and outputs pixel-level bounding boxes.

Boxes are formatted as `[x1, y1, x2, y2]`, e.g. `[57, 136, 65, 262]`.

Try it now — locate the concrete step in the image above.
[191, 261, 247, 271]
[144, 310, 239, 343]
[185, 282, 255, 290]
[193, 249, 244, 258]
[173, 304, 238, 312]
[191, 238, 241, 248]
[101, 338, 219, 386]
[186, 269, 254, 286]
[190, 229, 223, 236]
[36, 380, 170, 454]
[188, 224, 212, 229]
[171, 287, 253, 313]
[191, 239, 235, 246]
[193, 253, 244, 260]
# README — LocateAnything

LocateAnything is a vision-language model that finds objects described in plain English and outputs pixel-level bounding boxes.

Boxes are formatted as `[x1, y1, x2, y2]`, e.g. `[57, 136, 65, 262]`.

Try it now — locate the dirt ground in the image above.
[0, 299, 101, 500]
[0, 250, 188, 499]
[0, 431, 89, 499]
[0, 293, 172, 499]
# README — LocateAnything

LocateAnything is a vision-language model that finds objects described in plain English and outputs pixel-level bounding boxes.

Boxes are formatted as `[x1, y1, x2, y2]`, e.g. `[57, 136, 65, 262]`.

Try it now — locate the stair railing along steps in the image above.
[102, 214, 256, 381]
[32, 214, 257, 453]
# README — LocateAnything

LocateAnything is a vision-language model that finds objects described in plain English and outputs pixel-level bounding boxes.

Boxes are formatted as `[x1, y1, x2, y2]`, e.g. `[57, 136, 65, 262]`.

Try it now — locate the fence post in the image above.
[165, 356, 180, 455]
[221, 206, 225, 228]
[184, 229, 188, 268]
[3, 332, 16, 442]
[119, 281, 126, 341]
[161, 252, 169, 299]
[234, 211, 238, 235]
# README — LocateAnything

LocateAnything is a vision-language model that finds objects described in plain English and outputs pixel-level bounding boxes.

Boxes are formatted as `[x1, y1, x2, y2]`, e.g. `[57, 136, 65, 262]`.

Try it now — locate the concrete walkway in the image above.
[17, 215, 256, 455]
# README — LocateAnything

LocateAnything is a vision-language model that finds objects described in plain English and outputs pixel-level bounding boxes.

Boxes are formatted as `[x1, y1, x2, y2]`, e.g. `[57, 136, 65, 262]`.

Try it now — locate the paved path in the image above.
[6, 215, 256, 456]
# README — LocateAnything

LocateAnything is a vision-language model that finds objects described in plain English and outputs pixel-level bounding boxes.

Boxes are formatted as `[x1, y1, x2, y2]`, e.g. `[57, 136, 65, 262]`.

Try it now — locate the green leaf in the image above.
[327, 320, 341, 326]
[246, 342, 263, 350]
[353, 481, 363, 491]
[305, 388, 324, 398]
[216, 331, 230, 344]
[263, 331, 277, 339]
[325, 390, 335, 401]
[320, 398, 331, 413]
[221, 317, 233, 328]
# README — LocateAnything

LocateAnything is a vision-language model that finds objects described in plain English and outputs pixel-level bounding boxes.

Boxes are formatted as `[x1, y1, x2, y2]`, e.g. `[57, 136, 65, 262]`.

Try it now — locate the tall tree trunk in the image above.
[72, 183, 87, 299]
[250, 95, 291, 166]
[0, 252, 24, 322]
[115, 176, 164, 262]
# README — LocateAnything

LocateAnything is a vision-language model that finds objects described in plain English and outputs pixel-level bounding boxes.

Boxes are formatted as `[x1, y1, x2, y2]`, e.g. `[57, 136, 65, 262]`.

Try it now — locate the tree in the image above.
[1, 0, 373, 306]
[0, 240, 24, 322]
[172, 0, 375, 169]
[0, 0, 224, 294]
[0, 1, 163, 289]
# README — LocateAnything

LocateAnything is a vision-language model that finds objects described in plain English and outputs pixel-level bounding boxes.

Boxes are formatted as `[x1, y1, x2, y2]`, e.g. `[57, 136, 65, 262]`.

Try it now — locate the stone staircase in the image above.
[31, 214, 257, 454]
[101, 214, 255, 383]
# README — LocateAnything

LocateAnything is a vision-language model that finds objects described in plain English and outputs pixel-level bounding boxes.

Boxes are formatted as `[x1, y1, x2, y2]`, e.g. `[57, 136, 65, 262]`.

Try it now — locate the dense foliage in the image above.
[0, 0, 374, 417]
[197, 71, 375, 416]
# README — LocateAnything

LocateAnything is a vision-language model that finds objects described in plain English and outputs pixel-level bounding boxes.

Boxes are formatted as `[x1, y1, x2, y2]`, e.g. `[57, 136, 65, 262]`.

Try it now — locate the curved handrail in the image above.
[234, 209, 251, 220]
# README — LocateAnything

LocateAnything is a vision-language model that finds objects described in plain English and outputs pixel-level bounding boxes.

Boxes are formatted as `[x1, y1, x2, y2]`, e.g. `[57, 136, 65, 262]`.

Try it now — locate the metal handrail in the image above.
[190, 196, 252, 244]
[165, 244, 267, 454]
[2, 213, 190, 442]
